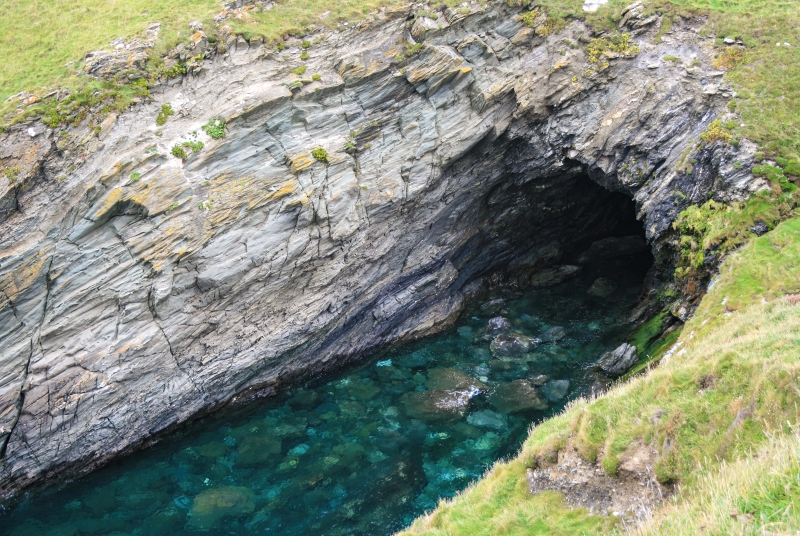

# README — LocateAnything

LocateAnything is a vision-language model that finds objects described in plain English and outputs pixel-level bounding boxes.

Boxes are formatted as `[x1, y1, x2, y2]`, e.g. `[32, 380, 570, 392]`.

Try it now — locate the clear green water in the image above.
[0, 256, 649, 536]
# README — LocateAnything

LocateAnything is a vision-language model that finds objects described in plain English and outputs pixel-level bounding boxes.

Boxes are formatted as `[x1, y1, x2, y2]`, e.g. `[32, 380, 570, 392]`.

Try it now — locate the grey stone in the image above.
[479, 316, 513, 340]
[540, 380, 570, 402]
[490, 332, 541, 358]
[597, 343, 639, 376]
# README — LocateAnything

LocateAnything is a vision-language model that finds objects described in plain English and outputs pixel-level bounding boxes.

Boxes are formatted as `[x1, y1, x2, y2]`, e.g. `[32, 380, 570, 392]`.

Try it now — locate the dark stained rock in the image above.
[528, 265, 581, 287]
[578, 235, 649, 263]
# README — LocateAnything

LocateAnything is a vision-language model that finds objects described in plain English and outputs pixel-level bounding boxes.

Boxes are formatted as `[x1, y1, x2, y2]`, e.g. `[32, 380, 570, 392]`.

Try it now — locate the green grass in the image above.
[637, 430, 800, 535]
[0, 0, 222, 102]
[400, 216, 800, 535]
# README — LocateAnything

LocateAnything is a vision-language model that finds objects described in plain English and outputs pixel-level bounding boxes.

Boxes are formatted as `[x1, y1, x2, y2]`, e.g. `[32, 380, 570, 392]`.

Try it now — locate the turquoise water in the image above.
[0, 256, 649, 535]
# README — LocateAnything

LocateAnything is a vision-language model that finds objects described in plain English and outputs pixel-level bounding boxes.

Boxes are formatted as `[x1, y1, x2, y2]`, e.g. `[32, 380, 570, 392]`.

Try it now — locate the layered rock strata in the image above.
[0, 3, 764, 496]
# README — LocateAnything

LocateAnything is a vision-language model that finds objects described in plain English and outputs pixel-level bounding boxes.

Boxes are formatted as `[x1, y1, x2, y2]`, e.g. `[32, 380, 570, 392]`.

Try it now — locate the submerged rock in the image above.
[587, 278, 618, 298]
[236, 436, 282, 467]
[425, 368, 486, 391]
[490, 332, 541, 357]
[466, 409, 507, 430]
[188, 486, 255, 529]
[540, 379, 570, 402]
[597, 343, 639, 376]
[400, 388, 479, 423]
[488, 380, 548, 413]
[540, 326, 567, 343]
[479, 316, 513, 340]
[528, 265, 581, 287]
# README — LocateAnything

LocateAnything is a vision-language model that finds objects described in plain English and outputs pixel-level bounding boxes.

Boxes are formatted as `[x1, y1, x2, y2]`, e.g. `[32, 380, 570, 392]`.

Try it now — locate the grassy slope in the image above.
[401, 219, 800, 535]
[0, 0, 221, 101]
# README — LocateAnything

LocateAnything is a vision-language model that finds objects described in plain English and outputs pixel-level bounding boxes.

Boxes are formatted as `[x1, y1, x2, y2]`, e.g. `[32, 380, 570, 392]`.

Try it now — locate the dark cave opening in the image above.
[448, 169, 655, 298]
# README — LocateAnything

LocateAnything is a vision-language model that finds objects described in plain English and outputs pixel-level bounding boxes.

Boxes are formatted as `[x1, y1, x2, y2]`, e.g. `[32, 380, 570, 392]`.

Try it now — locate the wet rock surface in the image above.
[0, 0, 766, 497]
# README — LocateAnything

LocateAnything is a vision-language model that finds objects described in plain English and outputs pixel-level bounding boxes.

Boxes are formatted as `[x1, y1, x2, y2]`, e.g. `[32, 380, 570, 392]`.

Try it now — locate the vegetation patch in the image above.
[202, 118, 226, 140]
[130, 172, 141, 182]
[290, 65, 307, 76]
[585, 33, 639, 64]
[182, 140, 204, 153]
[311, 147, 328, 162]
[2, 166, 21, 183]
[156, 103, 174, 126]
[170, 145, 188, 160]
[699, 119, 732, 144]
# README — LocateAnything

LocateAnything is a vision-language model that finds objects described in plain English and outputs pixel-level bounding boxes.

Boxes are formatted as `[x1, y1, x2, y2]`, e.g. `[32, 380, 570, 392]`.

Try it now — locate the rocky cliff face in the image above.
[0, 3, 765, 496]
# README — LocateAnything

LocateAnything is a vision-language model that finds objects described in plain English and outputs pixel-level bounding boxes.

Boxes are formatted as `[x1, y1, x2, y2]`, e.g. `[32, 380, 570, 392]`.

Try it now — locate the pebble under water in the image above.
[0, 256, 650, 535]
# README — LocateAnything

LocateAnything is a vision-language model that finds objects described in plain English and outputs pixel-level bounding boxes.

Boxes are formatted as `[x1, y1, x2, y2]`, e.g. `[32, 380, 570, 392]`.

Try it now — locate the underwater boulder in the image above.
[488, 380, 548, 413]
[540, 379, 570, 402]
[236, 436, 282, 467]
[540, 326, 567, 343]
[188, 486, 255, 529]
[425, 368, 487, 391]
[490, 332, 540, 357]
[466, 409, 507, 430]
[400, 388, 479, 423]
[478, 316, 513, 341]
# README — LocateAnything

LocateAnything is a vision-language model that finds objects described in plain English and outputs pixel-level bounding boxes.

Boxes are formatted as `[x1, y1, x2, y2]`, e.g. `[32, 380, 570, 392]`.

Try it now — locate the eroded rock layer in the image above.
[0, 4, 764, 495]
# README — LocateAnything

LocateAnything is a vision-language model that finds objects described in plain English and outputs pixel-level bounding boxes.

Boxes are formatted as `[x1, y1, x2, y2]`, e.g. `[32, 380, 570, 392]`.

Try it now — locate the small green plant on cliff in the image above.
[312, 73, 321, 81]
[753, 163, 798, 193]
[202, 118, 225, 139]
[170, 145, 188, 160]
[311, 147, 328, 162]
[2, 166, 21, 183]
[291, 65, 307, 76]
[130, 171, 141, 182]
[300, 50, 309, 60]
[700, 119, 732, 145]
[198, 200, 212, 211]
[166, 201, 179, 211]
[156, 103, 174, 126]
[585, 33, 639, 64]
[182, 140, 204, 153]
